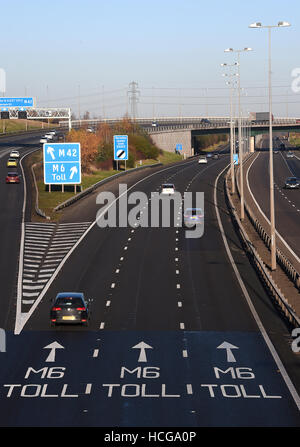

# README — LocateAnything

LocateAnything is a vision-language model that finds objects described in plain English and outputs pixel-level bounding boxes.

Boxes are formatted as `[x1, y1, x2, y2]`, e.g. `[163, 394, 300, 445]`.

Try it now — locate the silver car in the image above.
[183, 208, 204, 227]
[284, 177, 299, 189]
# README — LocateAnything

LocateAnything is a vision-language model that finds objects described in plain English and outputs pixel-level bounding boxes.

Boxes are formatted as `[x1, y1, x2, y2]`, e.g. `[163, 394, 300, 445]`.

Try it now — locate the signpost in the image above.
[43, 143, 81, 192]
[114, 135, 128, 170]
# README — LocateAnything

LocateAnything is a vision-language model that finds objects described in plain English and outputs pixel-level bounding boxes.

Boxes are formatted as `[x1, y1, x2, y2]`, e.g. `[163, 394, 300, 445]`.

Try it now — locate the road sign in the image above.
[0, 97, 34, 109]
[114, 135, 128, 161]
[233, 154, 239, 165]
[43, 143, 81, 185]
[176, 143, 183, 151]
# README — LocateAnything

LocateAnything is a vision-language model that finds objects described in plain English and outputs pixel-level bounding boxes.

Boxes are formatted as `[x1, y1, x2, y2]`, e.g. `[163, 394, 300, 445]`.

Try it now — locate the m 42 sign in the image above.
[43, 143, 81, 185]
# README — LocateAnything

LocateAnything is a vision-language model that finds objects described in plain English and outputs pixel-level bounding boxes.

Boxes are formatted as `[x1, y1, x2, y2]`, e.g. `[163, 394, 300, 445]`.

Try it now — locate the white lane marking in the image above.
[99, 322, 105, 329]
[93, 349, 99, 358]
[178, 301, 182, 307]
[111, 283, 115, 288]
[214, 163, 300, 411]
[106, 301, 111, 307]
[180, 322, 185, 330]
[182, 350, 188, 358]
[186, 384, 193, 395]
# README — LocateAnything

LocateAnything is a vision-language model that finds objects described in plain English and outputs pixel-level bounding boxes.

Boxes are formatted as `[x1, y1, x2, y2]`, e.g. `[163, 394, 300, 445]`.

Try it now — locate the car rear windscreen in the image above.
[55, 297, 84, 307]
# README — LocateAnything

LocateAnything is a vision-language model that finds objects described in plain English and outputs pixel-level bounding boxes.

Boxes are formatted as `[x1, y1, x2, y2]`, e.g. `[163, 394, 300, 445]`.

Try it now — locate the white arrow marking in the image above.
[132, 341, 153, 362]
[69, 166, 78, 180]
[217, 341, 239, 363]
[43, 341, 64, 362]
[47, 147, 55, 160]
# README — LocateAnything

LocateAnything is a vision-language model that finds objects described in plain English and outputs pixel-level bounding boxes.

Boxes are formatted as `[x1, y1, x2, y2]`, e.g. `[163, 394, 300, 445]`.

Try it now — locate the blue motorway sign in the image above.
[43, 143, 81, 185]
[0, 97, 34, 108]
[114, 135, 128, 161]
[176, 143, 183, 151]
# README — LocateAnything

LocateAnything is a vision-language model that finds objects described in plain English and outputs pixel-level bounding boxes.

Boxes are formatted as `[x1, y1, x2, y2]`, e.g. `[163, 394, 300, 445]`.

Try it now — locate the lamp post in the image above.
[225, 47, 252, 220]
[249, 21, 291, 270]
[221, 63, 238, 194]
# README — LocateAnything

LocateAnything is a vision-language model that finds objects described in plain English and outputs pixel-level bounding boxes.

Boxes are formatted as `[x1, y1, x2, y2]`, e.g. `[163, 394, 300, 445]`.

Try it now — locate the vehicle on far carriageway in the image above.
[6, 172, 20, 184]
[284, 177, 300, 189]
[198, 156, 208, 164]
[50, 292, 90, 327]
[7, 158, 18, 168]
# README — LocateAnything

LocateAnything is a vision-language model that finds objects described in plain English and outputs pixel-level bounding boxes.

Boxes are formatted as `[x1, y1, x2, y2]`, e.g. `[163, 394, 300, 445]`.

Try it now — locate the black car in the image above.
[50, 292, 89, 326]
[284, 177, 300, 189]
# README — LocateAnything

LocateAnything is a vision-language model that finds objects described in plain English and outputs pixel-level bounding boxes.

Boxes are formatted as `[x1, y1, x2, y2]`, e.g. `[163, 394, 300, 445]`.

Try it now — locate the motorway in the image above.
[247, 137, 300, 266]
[0, 134, 300, 427]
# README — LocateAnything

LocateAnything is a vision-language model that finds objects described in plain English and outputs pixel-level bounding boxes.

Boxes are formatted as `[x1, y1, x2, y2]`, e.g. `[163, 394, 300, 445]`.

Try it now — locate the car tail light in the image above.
[52, 307, 61, 311]
[76, 307, 86, 311]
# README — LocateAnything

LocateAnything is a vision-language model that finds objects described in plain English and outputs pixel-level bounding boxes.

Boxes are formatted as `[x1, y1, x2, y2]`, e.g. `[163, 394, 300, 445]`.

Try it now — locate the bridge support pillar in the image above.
[250, 136, 255, 152]
[150, 130, 192, 157]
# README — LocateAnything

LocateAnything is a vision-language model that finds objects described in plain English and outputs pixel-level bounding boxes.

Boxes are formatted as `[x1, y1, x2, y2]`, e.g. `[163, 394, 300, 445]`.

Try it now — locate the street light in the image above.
[249, 21, 291, 271]
[224, 47, 253, 220]
[221, 64, 239, 194]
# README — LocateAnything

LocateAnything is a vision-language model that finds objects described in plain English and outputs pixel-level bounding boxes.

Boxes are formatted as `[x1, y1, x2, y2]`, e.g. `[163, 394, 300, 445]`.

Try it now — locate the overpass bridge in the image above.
[61, 116, 300, 156]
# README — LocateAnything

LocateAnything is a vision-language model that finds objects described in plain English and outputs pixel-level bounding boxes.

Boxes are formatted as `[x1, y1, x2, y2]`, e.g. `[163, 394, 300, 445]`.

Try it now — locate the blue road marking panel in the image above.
[176, 143, 183, 151]
[233, 154, 239, 165]
[114, 135, 128, 161]
[43, 143, 81, 185]
[0, 331, 299, 427]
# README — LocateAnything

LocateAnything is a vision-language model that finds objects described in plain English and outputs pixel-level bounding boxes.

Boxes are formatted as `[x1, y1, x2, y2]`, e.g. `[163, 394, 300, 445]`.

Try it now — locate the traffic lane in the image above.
[248, 152, 300, 260]
[59, 158, 202, 223]
[75, 157, 230, 331]
[21, 157, 207, 331]
[1, 156, 300, 426]
[0, 330, 299, 427]
[0, 146, 42, 331]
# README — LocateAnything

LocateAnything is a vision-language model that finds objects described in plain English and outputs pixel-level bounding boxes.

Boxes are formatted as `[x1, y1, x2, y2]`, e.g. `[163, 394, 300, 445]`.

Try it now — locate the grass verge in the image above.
[28, 149, 181, 221]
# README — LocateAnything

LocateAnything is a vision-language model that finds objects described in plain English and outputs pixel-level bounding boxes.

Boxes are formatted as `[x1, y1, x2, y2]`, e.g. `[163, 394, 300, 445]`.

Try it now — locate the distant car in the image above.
[50, 292, 90, 326]
[183, 208, 204, 228]
[198, 156, 208, 164]
[86, 127, 94, 133]
[287, 151, 294, 158]
[161, 183, 175, 195]
[9, 150, 20, 158]
[45, 133, 53, 140]
[7, 158, 18, 168]
[201, 118, 210, 124]
[206, 153, 212, 158]
[40, 136, 48, 144]
[6, 172, 20, 184]
[284, 177, 300, 189]
[274, 150, 279, 154]
[212, 153, 220, 159]
[152, 122, 158, 127]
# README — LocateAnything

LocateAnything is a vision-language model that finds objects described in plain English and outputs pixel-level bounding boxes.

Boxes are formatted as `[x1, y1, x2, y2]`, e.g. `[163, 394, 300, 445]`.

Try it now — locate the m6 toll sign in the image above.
[43, 143, 81, 185]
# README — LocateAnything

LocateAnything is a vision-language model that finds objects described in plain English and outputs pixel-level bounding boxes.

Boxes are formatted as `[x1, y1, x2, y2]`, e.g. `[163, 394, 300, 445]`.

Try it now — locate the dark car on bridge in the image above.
[50, 292, 89, 326]
[284, 177, 300, 189]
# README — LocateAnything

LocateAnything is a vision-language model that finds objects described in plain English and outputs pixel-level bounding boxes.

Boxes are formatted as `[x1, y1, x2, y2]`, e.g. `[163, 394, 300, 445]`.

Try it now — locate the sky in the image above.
[1, 0, 300, 118]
